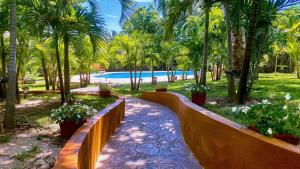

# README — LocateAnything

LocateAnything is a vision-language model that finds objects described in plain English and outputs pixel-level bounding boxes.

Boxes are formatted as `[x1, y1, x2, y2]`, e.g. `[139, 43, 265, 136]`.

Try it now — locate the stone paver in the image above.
[96, 98, 201, 169]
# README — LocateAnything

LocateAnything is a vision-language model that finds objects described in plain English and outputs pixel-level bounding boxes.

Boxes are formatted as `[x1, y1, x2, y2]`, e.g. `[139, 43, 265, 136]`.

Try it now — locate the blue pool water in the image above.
[95, 71, 193, 79]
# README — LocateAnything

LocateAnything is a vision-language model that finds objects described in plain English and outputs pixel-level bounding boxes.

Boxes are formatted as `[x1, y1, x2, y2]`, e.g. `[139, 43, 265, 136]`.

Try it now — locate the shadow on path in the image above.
[96, 98, 201, 169]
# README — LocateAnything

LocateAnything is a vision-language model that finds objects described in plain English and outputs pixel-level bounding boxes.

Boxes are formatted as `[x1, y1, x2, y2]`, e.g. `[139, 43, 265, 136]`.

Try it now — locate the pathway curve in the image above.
[96, 98, 201, 169]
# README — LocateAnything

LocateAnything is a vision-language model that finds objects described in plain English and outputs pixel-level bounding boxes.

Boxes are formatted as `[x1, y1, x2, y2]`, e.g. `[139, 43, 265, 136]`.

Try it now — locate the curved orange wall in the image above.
[141, 92, 300, 169]
[54, 98, 125, 169]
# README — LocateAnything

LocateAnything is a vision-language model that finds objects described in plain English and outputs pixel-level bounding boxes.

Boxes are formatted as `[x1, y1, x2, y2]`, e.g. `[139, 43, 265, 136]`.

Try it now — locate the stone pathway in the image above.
[96, 98, 201, 169]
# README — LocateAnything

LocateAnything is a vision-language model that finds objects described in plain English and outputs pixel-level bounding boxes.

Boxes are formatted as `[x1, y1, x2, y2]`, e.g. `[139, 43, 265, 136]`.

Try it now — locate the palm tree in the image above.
[237, 0, 261, 104]
[155, 0, 219, 86]
[223, 0, 236, 102]
[4, 0, 17, 129]
[237, 0, 300, 104]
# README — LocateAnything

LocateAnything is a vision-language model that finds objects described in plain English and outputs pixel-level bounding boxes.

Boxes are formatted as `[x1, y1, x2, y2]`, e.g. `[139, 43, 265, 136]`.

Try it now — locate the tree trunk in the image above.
[237, 0, 260, 104]
[166, 65, 171, 82]
[88, 56, 91, 84]
[224, 0, 236, 102]
[128, 54, 134, 91]
[200, 6, 210, 86]
[54, 34, 65, 104]
[4, 0, 17, 130]
[1, 34, 6, 76]
[16, 49, 22, 104]
[63, 33, 70, 95]
[151, 59, 155, 85]
[1, 33, 7, 98]
[52, 67, 57, 90]
[274, 56, 278, 75]
[136, 64, 143, 91]
[41, 56, 49, 90]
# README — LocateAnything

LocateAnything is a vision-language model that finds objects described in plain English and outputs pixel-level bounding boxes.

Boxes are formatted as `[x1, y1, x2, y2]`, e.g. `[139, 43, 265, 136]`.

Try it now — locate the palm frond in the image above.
[118, 0, 136, 24]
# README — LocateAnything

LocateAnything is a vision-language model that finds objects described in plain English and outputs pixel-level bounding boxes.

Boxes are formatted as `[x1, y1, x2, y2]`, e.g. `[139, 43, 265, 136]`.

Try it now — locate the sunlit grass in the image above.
[112, 73, 300, 123]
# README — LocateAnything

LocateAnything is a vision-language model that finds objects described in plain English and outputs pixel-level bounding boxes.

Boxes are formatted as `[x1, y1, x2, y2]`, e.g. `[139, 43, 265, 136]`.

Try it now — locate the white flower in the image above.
[241, 106, 250, 114]
[262, 99, 271, 105]
[58, 116, 62, 121]
[50, 113, 54, 117]
[284, 93, 291, 101]
[93, 109, 97, 114]
[283, 115, 289, 120]
[267, 128, 272, 135]
[283, 105, 288, 110]
[232, 107, 237, 113]
[77, 115, 81, 119]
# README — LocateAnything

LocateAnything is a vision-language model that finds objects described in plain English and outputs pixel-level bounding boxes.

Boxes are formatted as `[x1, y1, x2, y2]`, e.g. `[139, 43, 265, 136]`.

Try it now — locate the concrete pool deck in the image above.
[71, 72, 194, 84]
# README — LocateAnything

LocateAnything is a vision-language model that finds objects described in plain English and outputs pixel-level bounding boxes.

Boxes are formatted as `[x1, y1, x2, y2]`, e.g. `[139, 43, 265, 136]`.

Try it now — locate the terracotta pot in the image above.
[100, 90, 111, 98]
[59, 120, 85, 138]
[156, 88, 167, 92]
[273, 134, 300, 145]
[191, 92, 206, 106]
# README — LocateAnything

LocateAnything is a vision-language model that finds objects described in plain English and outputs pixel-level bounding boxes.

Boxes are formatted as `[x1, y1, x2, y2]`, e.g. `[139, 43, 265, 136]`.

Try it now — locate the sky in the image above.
[100, 0, 152, 32]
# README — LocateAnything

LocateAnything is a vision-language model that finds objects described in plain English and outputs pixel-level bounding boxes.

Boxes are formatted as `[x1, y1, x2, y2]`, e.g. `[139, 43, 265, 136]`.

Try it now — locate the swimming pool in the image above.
[95, 71, 193, 79]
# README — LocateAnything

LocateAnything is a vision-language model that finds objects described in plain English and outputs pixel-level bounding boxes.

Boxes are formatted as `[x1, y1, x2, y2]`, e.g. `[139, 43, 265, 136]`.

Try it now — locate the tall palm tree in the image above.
[223, 0, 236, 102]
[155, 0, 219, 86]
[4, 0, 17, 129]
[237, 0, 300, 104]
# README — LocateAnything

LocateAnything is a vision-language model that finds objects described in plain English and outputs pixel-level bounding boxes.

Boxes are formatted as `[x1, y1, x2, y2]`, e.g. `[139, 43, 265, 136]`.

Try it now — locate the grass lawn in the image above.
[112, 73, 300, 126]
[19, 78, 81, 91]
[15, 94, 116, 128]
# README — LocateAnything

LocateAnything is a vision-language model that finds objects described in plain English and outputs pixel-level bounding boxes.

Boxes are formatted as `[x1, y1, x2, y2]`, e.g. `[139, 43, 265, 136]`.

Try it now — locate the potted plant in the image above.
[98, 83, 112, 98]
[186, 84, 210, 106]
[155, 82, 168, 92]
[50, 103, 97, 138]
[232, 95, 300, 145]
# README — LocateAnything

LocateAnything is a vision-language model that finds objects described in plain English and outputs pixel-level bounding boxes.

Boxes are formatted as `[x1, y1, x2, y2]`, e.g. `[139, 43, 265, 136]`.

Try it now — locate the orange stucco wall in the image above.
[54, 98, 125, 169]
[141, 92, 300, 169]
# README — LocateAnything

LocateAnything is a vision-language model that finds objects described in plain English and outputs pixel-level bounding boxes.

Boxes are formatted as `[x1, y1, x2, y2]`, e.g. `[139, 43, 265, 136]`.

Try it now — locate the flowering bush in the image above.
[231, 93, 300, 138]
[98, 82, 112, 91]
[185, 83, 210, 94]
[50, 103, 97, 123]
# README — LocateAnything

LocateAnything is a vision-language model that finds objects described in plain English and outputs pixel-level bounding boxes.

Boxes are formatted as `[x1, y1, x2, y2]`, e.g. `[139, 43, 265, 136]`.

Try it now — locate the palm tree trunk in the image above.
[274, 56, 278, 75]
[224, 0, 236, 102]
[134, 58, 137, 90]
[128, 54, 134, 90]
[54, 34, 65, 104]
[63, 33, 70, 95]
[4, 0, 17, 130]
[16, 49, 22, 104]
[237, 0, 260, 104]
[1, 34, 6, 76]
[200, 5, 210, 86]
[41, 56, 49, 90]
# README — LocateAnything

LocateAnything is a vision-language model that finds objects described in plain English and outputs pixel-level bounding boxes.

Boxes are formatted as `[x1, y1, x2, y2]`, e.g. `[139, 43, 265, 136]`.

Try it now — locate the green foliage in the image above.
[185, 83, 210, 94]
[98, 82, 112, 91]
[155, 82, 168, 89]
[14, 146, 41, 161]
[232, 94, 300, 138]
[50, 104, 97, 123]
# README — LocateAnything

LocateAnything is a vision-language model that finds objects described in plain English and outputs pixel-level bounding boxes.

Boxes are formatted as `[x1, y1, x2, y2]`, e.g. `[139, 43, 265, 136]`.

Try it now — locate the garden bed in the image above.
[0, 94, 115, 169]
[141, 92, 300, 169]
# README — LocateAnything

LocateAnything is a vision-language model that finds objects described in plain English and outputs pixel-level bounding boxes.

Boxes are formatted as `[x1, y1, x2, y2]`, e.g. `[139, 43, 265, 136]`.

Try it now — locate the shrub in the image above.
[50, 103, 97, 123]
[98, 82, 112, 91]
[232, 93, 300, 138]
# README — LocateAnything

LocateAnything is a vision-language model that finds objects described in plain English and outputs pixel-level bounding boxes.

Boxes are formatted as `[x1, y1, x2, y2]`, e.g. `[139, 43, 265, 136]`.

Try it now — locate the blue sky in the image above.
[100, 0, 152, 32]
